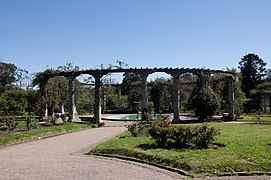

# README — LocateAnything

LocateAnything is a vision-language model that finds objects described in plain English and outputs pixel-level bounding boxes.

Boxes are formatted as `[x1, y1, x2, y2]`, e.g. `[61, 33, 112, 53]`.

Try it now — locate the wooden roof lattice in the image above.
[39, 67, 235, 81]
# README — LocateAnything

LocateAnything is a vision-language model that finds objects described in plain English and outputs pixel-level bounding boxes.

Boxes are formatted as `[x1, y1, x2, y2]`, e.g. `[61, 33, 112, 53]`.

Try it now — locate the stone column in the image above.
[140, 72, 149, 121]
[199, 74, 206, 91]
[117, 85, 122, 111]
[61, 103, 65, 114]
[93, 74, 102, 124]
[172, 73, 181, 122]
[45, 106, 48, 117]
[67, 76, 76, 122]
[228, 77, 235, 120]
[101, 87, 106, 113]
[40, 81, 48, 118]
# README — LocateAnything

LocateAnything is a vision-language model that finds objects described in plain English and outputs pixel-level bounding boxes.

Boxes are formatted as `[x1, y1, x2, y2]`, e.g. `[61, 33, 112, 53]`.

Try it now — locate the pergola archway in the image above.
[37, 67, 235, 123]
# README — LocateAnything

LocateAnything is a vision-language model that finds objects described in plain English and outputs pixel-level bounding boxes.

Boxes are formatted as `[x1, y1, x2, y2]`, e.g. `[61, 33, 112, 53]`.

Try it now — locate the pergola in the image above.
[38, 67, 235, 122]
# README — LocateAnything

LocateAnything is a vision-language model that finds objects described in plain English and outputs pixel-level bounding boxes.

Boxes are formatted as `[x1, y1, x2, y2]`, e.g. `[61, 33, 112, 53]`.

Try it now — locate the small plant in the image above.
[252, 113, 261, 124]
[148, 122, 220, 149]
[0, 124, 8, 131]
[46, 115, 57, 126]
[192, 123, 221, 149]
[151, 118, 171, 127]
[141, 108, 149, 122]
[148, 119, 171, 147]
[0, 116, 18, 131]
[190, 86, 220, 122]
[128, 123, 137, 137]
[60, 113, 67, 123]
[168, 125, 192, 148]
[128, 123, 150, 137]
[26, 116, 38, 131]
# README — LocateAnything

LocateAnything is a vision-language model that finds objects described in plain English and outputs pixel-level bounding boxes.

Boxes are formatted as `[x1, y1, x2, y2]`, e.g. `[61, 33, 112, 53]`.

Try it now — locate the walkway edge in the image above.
[91, 153, 193, 177]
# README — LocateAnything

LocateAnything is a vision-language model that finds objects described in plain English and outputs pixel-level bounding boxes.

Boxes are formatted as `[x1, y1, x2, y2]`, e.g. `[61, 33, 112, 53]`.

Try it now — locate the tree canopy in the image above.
[0, 61, 28, 92]
[238, 53, 266, 97]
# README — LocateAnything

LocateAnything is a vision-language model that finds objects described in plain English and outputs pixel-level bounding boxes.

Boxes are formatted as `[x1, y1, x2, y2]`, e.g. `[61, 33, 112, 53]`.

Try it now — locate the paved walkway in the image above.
[0, 124, 184, 180]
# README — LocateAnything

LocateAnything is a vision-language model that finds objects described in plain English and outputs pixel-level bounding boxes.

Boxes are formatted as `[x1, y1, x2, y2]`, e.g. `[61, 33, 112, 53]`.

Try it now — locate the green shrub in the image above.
[128, 123, 150, 137]
[149, 125, 169, 147]
[0, 124, 8, 131]
[25, 116, 38, 131]
[148, 121, 220, 149]
[60, 113, 67, 122]
[190, 86, 220, 122]
[0, 116, 18, 131]
[191, 123, 221, 148]
[148, 119, 171, 147]
[128, 123, 137, 137]
[49, 115, 57, 126]
[168, 125, 192, 148]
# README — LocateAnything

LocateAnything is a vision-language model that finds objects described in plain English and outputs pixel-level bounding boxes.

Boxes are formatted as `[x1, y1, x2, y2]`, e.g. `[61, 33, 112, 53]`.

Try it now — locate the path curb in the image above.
[91, 153, 193, 177]
[218, 171, 271, 177]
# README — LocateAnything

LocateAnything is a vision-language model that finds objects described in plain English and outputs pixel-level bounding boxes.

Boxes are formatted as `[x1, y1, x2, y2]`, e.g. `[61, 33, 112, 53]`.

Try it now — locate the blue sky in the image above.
[0, 0, 270, 81]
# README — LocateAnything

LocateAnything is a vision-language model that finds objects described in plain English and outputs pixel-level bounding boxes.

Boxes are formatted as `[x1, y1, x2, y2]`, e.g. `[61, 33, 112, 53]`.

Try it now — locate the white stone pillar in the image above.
[228, 77, 235, 120]
[172, 73, 180, 121]
[117, 86, 122, 111]
[140, 73, 149, 121]
[61, 103, 65, 114]
[94, 74, 102, 123]
[199, 75, 206, 91]
[45, 107, 48, 117]
[67, 76, 75, 122]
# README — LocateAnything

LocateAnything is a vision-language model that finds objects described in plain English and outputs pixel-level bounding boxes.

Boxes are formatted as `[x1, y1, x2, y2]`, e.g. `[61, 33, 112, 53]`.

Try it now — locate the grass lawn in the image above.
[89, 122, 271, 177]
[238, 114, 271, 122]
[0, 122, 94, 147]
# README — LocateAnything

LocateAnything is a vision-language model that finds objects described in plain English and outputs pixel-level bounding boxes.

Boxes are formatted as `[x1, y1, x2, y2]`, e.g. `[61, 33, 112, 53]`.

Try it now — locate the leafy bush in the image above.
[148, 119, 171, 147]
[44, 115, 57, 126]
[252, 113, 262, 124]
[191, 123, 221, 148]
[149, 125, 170, 147]
[148, 120, 220, 149]
[190, 86, 220, 122]
[60, 113, 67, 122]
[128, 123, 150, 137]
[0, 116, 18, 131]
[25, 116, 38, 131]
[127, 123, 137, 137]
[168, 125, 192, 148]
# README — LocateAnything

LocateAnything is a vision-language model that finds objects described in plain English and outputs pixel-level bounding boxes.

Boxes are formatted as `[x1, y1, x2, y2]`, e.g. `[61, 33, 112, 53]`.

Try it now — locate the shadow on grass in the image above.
[137, 142, 226, 151]
[136, 143, 158, 150]
[212, 142, 226, 148]
[245, 121, 271, 125]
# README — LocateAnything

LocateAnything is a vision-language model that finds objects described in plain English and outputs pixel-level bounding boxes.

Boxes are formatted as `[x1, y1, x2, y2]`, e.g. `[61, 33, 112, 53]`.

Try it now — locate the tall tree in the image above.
[0, 61, 27, 92]
[0, 62, 17, 91]
[121, 72, 141, 110]
[149, 77, 172, 113]
[238, 53, 267, 97]
[251, 82, 271, 113]
[190, 85, 220, 122]
[0, 88, 27, 116]
[266, 69, 271, 82]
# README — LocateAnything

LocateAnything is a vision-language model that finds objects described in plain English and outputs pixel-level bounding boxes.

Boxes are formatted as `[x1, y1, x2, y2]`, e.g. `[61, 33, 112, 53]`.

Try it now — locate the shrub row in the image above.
[148, 120, 220, 149]
[127, 123, 150, 137]
[0, 116, 18, 131]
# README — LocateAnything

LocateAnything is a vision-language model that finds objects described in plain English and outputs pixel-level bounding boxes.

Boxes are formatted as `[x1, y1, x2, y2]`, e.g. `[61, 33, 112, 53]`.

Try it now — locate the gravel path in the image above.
[0, 125, 184, 180]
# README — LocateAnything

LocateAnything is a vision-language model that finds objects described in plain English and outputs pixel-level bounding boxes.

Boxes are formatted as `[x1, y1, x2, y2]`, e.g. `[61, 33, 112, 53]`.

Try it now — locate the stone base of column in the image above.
[222, 114, 236, 121]
[141, 108, 148, 122]
[171, 119, 182, 124]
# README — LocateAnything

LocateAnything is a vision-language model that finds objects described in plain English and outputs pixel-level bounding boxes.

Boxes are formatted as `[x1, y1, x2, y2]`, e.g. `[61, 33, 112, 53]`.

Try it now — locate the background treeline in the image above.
[0, 53, 270, 118]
